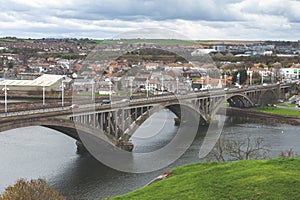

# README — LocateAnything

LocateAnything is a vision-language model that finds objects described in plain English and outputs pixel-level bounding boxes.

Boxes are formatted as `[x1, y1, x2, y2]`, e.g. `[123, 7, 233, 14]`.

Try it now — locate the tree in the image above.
[7, 61, 13, 69]
[208, 136, 270, 162]
[0, 178, 66, 200]
[232, 70, 247, 84]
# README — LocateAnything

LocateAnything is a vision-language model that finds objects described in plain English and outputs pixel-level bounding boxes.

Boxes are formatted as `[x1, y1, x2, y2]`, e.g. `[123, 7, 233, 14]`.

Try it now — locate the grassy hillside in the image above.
[111, 158, 300, 200]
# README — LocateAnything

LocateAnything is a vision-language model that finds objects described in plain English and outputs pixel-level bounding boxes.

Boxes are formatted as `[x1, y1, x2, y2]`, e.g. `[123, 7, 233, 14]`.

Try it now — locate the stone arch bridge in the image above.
[0, 84, 290, 149]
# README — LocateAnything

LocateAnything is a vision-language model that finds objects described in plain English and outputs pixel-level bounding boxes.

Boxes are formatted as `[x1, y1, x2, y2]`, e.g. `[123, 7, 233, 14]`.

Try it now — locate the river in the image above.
[0, 109, 299, 199]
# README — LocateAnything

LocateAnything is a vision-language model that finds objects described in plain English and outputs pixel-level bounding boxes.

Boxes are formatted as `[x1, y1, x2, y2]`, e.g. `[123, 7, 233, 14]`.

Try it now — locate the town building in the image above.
[0, 74, 71, 95]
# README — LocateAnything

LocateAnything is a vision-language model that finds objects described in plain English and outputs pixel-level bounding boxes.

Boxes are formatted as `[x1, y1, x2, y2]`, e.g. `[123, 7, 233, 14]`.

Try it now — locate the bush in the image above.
[0, 178, 66, 200]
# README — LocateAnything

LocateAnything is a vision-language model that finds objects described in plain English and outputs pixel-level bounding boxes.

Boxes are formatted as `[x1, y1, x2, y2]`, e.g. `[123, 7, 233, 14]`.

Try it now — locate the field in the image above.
[93, 39, 198, 45]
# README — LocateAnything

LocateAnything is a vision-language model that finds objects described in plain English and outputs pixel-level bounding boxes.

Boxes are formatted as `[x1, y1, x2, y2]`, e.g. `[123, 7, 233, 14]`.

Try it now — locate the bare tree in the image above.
[279, 149, 299, 158]
[208, 136, 270, 162]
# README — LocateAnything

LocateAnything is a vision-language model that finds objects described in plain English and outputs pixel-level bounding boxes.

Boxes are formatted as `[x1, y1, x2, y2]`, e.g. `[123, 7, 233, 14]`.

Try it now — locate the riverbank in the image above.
[110, 158, 300, 200]
[225, 107, 300, 126]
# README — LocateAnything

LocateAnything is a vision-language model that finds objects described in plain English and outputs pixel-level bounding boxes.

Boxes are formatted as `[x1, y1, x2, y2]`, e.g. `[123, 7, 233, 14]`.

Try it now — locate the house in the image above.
[145, 63, 158, 71]
[248, 65, 270, 77]
[148, 79, 160, 91]
[280, 68, 300, 79]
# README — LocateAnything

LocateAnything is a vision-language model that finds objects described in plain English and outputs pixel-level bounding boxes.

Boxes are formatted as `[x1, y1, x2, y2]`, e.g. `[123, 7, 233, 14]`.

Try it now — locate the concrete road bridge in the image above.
[0, 84, 291, 150]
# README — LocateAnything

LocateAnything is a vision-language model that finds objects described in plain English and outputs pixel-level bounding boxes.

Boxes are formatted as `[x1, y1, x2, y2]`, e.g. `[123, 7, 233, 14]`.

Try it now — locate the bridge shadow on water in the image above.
[50, 109, 212, 199]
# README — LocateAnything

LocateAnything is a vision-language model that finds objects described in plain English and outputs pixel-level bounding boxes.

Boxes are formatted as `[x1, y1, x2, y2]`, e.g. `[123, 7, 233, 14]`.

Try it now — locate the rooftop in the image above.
[0, 74, 66, 87]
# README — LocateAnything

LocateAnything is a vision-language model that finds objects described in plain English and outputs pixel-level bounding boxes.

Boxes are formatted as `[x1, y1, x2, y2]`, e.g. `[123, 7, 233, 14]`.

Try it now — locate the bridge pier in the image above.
[75, 140, 88, 154]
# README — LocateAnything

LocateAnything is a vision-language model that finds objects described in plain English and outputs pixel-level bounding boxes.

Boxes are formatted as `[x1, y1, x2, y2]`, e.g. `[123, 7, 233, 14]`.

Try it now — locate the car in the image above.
[101, 99, 111, 105]
[69, 104, 79, 109]
[224, 87, 229, 91]
[121, 98, 130, 103]
[200, 88, 209, 92]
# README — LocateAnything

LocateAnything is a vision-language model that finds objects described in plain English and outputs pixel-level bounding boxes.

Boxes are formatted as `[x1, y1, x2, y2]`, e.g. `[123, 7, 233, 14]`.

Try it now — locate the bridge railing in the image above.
[0, 84, 289, 119]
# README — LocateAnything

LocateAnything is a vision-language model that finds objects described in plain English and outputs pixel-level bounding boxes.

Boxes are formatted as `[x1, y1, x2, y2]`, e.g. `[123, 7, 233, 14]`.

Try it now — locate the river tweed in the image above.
[0, 110, 299, 199]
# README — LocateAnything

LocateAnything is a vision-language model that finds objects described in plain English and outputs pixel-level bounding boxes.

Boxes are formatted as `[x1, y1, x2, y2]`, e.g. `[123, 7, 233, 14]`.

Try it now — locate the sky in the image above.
[0, 0, 300, 40]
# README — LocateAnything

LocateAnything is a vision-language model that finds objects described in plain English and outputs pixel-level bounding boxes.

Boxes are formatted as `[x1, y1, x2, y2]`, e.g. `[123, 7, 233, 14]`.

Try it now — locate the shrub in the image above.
[0, 178, 66, 200]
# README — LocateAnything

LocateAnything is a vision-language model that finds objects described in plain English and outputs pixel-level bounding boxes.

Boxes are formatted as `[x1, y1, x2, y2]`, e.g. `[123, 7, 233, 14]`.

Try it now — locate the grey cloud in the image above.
[46, 0, 239, 22]
[0, 0, 300, 40]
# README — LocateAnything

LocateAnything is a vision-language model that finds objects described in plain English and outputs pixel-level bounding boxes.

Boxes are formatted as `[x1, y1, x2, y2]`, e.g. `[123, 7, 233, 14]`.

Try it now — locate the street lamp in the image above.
[2, 84, 9, 114]
[146, 78, 149, 99]
[61, 76, 66, 109]
[129, 78, 133, 97]
[108, 81, 113, 100]
[237, 72, 240, 85]
[218, 75, 222, 88]
[91, 79, 95, 100]
[161, 73, 164, 94]
[176, 77, 179, 94]
[42, 83, 46, 109]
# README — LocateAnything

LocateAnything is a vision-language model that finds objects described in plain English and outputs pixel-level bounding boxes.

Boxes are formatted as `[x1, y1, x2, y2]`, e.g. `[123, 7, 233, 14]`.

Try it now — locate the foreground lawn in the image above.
[111, 158, 300, 200]
[251, 106, 300, 117]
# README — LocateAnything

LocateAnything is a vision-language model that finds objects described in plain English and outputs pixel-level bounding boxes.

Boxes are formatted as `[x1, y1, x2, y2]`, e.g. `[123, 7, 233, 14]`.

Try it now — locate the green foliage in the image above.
[232, 69, 247, 84]
[111, 158, 300, 200]
[0, 178, 66, 200]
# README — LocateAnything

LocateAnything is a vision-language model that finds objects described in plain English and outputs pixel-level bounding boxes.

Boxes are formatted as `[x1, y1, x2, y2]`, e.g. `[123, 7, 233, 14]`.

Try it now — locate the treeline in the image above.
[212, 55, 300, 67]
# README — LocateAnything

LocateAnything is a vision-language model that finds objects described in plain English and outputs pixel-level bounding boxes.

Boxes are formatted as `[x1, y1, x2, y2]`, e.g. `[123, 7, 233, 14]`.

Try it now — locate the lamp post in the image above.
[109, 81, 112, 100]
[161, 73, 164, 94]
[146, 78, 149, 99]
[176, 77, 179, 94]
[91, 79, 95, 101]
[61, 76, 65, 109]
[2, 84, 9, 114]
[237, 72, 240, 85]
[129, 78, 133, 97]
[271, 72, 274, 84]
[42, 83, 45, 109]
[218, 75, 222, 88]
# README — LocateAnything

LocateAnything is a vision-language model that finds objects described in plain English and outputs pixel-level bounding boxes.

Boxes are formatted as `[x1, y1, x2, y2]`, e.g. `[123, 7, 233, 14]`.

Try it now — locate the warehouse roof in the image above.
[0, 74, 66, 87]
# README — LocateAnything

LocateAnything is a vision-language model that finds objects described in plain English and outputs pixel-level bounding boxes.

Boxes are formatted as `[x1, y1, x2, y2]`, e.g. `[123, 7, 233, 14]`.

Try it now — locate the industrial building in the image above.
[0, 74, 72, 94]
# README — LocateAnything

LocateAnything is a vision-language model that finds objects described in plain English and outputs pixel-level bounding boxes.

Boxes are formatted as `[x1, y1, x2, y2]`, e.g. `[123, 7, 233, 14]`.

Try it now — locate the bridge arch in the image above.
[258, 88, 278, 105]
[124, 101, 207, 138]
[0, 117, 114, 146]
[226, 93, 255, 108]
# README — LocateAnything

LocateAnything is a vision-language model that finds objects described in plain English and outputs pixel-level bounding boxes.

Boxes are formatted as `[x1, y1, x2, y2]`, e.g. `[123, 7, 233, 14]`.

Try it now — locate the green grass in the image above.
[251, 106, 300, 117]
[110, 158, 300, 200]
[278, 103, 297, 108]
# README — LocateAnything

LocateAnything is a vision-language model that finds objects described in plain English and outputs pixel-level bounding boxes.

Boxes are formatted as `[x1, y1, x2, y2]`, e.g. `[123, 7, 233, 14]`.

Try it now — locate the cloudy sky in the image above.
[0, 0, 299, 40]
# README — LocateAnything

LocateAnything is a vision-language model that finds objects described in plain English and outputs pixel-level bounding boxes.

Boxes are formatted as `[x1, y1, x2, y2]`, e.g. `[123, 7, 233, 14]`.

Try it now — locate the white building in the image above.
[145, 63, 158, 70]
[280, 68, 300, 79]
[0, 74, 69, 92]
